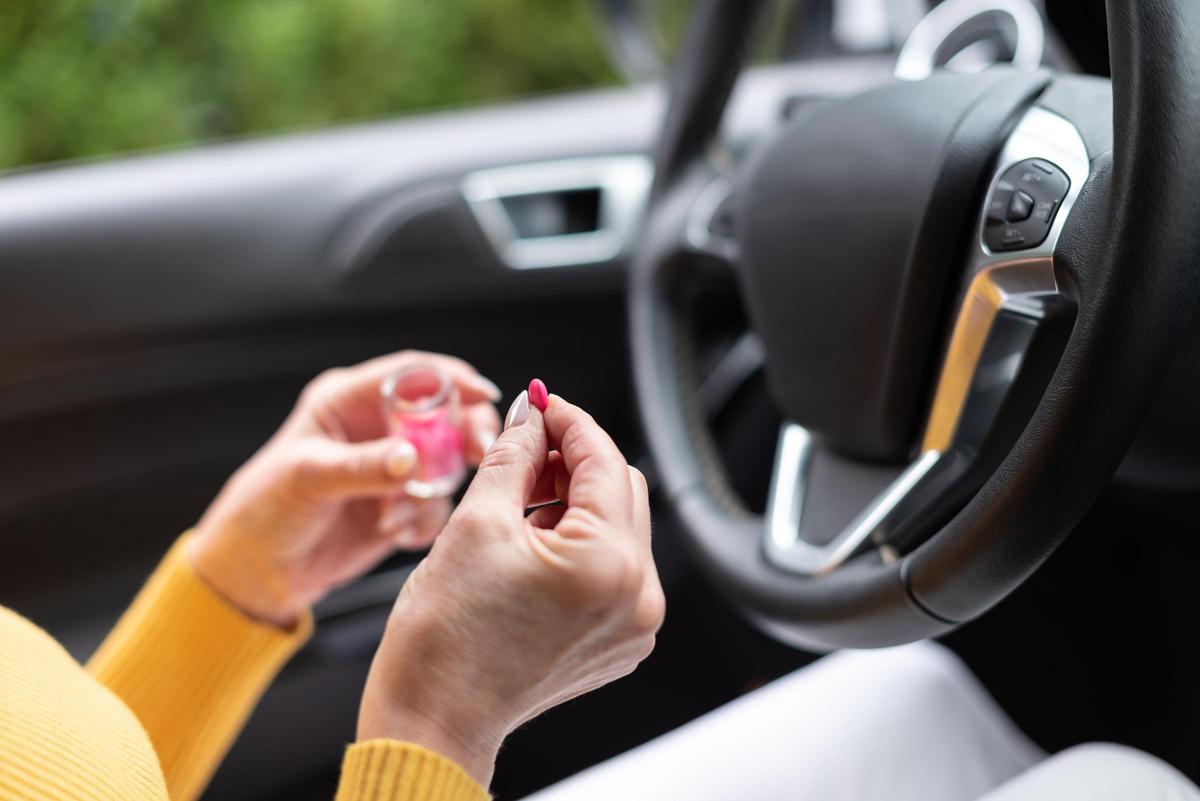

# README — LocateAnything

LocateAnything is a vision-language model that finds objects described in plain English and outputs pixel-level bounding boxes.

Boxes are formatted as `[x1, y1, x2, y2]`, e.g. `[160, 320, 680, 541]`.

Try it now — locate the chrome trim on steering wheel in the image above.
[763, 106, 1090, 577]
[895, 0, 1045, 81]
[686, 174, 739, 261]
[766, 436, 943, 576]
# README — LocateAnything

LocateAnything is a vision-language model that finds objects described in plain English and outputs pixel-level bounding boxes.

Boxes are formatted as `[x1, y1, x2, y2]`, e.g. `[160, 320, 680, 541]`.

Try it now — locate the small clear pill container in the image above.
[381, 363, 466, 498]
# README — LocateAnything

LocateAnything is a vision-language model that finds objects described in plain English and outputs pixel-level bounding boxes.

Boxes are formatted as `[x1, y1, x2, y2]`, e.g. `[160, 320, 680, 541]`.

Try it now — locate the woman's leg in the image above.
[979, 743, 1200, 801]
[523, 641, 1044, 801]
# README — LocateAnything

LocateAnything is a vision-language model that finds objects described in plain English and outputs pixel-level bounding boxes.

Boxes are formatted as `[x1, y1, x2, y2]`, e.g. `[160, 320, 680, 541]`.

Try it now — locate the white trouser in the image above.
[523, 642, 1198, 801]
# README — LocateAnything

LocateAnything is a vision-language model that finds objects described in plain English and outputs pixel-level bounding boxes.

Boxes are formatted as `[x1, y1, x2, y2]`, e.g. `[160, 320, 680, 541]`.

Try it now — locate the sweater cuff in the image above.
[336, 741, 490, 801]
[87, 534, 312, 800]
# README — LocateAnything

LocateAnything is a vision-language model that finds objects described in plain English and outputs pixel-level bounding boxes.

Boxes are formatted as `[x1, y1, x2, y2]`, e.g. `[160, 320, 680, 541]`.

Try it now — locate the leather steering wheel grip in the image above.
[629, 0, 1200, 648]
[651, 0, 769, 194]
[907, 0, 1200, 622]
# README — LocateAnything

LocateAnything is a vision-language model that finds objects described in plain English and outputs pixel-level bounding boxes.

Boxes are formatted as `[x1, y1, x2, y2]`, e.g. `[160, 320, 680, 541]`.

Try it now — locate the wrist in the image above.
[358, 629, 506, 787]
[357, 705, 502, 788]
[187, 530, 303, 629]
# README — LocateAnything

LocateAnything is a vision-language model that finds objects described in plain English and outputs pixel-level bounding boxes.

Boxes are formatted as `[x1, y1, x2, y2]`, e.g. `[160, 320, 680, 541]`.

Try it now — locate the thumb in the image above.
[297, 438, 417, 498]
[459, 389, 548, 512]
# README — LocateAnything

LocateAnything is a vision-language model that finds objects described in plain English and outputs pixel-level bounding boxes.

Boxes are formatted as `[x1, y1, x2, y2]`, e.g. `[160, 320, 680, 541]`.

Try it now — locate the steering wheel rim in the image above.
[630, 0, 1200, 649]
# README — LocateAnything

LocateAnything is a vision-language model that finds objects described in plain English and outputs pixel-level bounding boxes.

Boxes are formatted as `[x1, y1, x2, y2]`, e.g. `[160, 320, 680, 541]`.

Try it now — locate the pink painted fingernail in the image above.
[529, 378, 549, 412]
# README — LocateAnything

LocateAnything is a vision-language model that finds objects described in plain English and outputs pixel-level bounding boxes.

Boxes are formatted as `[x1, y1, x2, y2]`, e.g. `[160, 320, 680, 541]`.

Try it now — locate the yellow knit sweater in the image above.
[0, 538, 488, 801]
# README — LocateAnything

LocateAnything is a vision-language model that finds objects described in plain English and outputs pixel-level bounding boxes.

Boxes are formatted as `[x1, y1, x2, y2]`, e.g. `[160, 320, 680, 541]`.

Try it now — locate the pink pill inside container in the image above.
[381, 364, 466, 498]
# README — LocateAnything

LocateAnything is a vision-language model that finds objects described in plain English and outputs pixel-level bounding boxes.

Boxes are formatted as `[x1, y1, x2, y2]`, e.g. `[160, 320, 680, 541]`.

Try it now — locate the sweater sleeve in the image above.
[335, 741, 490, 801]
[87, 535, 312, 801]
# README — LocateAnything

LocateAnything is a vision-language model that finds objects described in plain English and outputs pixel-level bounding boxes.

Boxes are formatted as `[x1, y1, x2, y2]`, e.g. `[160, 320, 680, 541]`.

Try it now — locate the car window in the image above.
[0, 0, 618, 171]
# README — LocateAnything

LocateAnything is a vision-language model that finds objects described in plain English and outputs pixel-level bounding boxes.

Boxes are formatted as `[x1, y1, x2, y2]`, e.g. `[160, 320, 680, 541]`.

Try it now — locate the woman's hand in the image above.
[356, 391, 665, 786]
[189, 351, 502, 628]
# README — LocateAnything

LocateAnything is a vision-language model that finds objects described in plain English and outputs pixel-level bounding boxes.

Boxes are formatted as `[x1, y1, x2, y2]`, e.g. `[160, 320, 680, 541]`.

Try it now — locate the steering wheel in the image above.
[630, 0, 1200, 649]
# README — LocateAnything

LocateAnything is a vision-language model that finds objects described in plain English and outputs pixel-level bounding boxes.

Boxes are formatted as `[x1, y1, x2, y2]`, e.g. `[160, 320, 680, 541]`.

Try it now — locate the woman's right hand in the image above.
[356, 390, 665, 786]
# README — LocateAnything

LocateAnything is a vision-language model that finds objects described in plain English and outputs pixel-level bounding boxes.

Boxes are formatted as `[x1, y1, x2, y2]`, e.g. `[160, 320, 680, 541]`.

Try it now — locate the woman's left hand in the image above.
[189, 351, 502, 628]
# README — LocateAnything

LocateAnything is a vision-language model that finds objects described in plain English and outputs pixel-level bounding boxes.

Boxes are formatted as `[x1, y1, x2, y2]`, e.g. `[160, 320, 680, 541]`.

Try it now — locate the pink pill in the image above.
[529, 378, 549, 412]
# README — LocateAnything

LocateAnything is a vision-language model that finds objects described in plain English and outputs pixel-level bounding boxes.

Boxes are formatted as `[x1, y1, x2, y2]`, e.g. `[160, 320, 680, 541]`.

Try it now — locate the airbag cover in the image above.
[735, 70, 1049, 459]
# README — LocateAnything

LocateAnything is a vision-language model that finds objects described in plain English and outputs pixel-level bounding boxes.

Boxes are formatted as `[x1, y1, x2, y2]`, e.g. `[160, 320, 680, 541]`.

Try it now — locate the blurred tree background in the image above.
[0, 0, 619, 170]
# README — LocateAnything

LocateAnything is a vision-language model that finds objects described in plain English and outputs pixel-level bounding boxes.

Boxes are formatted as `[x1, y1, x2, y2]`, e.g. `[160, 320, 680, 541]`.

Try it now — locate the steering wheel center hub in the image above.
[735, 71, 1050, 460]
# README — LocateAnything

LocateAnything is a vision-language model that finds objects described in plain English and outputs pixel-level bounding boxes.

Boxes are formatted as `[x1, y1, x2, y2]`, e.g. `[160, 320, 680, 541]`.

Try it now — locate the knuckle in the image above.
[634, 634, 657, 664]
[558, 423, 587, 457]
[314, 366, 350, 390]
[613, 636, 655, 677]
[448, 504, 496, 535]
[627, 465, 648, 493]
[627, 464, 647, 484]
[578, 548, 642, 608]
[607, 548, 640, 587]
[288, 448, 327, 497]
[632, 586, 666, 636]
[301, 367, 348, 405]
[476, 440, 538, 491]
[476, 438, 526, 471]
[611, 660, 639, 682]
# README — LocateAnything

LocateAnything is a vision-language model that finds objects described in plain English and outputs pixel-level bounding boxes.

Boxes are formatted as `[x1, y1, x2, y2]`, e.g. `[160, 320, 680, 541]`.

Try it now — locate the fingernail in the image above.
[474, 375, 503, 402]
[529, 378, 549, 412]
[391, 525, 421, 547]
[504, 390, 530, 429]
[380, 500, 419, 532]
[475, 427, 497, 453]
[386, 441, 418, 478]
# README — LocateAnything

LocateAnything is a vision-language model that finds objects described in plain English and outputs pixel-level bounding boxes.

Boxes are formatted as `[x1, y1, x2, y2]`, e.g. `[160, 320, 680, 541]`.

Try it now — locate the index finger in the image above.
[542, 395, 633, 524]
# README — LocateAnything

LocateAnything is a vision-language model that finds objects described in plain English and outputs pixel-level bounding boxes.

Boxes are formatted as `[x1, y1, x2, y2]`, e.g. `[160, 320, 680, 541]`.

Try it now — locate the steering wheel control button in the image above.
[1006, 190, 1035, 222]
[987, 187, 1013, 223]
[1032, 198, 1058, 223]
[1000, 226, 1026, 248]
[983, 158, 1071, 252]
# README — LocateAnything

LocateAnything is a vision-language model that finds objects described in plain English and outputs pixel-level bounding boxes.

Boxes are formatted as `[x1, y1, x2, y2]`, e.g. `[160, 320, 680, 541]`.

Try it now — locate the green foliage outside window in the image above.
[0, 0, 618, 170]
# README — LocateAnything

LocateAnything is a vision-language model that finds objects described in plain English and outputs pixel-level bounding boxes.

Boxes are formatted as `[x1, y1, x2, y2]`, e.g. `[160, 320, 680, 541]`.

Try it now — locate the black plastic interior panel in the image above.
[501, 188, 603, 237]
[327, 180, 504, 288]
[0, 88, 657, 351]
